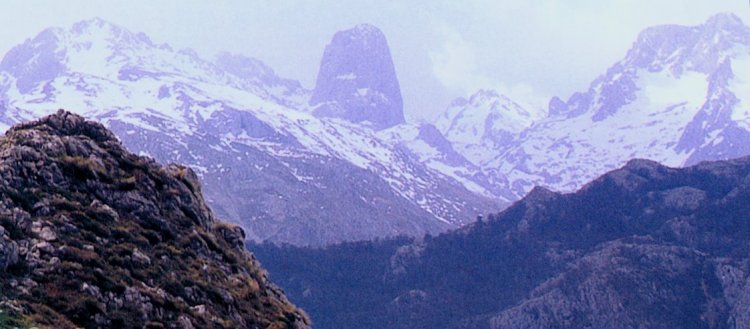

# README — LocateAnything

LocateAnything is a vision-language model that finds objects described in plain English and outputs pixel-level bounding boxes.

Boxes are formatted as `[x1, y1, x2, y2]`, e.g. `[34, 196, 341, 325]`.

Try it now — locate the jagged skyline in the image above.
[0, 1, 747, 122]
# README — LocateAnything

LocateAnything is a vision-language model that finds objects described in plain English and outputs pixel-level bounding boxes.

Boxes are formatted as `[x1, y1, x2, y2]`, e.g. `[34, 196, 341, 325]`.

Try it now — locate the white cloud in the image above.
[424, 0, 750, 115]
[429, 28, 547, 112]
[429, 28, 487, 93]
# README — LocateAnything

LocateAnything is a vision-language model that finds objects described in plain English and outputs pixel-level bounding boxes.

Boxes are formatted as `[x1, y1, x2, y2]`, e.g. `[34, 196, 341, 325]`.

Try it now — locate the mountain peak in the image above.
[470, 89, 500, 101]
[0, 18, 181, 93]
[627, 13, 750, 72]
[339, 24, 389, 46]
[554, 13, 750, 122]
[348, 23, 383, 36]
[703, 12, 745, 30]
[68, 17, 153, 46]
[435, 89, 538, 159]
[310, 24, 405, 130]
[71, 17, 119, 33]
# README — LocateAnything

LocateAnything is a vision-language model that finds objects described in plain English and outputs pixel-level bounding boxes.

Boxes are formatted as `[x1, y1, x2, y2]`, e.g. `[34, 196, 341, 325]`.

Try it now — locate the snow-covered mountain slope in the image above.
[378, 123, 517, 204]
[0, 18, 499, 246]
[435, 89, 545, 165]
[438, 13, 750, 199]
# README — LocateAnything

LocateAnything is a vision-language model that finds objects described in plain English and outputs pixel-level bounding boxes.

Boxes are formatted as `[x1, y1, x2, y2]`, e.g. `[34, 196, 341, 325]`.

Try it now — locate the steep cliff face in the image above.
[0, 110, 309, 328]
[310, 24, 405, 130]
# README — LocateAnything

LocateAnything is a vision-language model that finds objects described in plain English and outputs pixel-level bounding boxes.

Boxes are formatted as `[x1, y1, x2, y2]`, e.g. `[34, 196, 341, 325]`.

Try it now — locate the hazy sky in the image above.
[1, 1, 748, 122]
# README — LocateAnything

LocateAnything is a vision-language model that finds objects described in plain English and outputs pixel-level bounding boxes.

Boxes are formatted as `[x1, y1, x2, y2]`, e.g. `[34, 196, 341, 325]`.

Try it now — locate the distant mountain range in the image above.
[438, 13, 750, 199]
[1, 13, 749, 246]
[0, 18, 497, 246]
[252, 155, 750, 328]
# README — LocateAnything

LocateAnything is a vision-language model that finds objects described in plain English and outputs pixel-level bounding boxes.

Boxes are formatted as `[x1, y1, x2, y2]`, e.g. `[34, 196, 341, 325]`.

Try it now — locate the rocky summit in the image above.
[310, 24, 405, 130]
[0, 18, 495, 247]
[0, 110, 309, 328]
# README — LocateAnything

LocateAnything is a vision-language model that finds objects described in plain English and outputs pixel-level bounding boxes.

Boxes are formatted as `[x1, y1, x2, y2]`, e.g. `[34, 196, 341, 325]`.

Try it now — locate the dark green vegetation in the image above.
[253, 158, 750, 328]
[0, 111, 309, 329]
[0, 303, 37, 328]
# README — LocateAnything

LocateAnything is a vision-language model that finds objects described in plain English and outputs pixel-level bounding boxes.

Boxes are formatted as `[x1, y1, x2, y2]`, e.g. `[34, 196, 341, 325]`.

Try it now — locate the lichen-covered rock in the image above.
[0, 110, 309, 328]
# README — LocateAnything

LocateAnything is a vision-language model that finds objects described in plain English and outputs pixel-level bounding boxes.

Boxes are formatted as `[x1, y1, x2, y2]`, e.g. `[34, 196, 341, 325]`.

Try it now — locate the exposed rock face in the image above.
[310, 24, 405, 130]
[491, 239, 719, 328]
[0, 111, 309, 328]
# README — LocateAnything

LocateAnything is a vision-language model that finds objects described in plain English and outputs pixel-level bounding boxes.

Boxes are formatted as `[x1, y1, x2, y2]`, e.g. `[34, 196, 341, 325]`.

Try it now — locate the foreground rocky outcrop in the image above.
[0, 110, 309, 328]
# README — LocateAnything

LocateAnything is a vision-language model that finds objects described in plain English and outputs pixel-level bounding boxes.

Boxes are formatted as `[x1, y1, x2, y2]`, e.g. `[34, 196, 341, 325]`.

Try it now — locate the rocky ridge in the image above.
[0, 110, 309, 328]
[253, 156, 750, 328]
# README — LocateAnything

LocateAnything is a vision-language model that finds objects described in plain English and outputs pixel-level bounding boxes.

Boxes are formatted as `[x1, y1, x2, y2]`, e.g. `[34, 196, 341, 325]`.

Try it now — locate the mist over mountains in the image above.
[0, 8, 749, 329]
[0, 13, 749, 248]
[438, 13, 750, 199]
[0, 18, 496, 246]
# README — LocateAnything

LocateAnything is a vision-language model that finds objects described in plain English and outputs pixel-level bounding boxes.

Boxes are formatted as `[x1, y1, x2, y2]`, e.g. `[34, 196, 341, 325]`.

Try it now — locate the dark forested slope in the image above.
[254, 157, 750, 328]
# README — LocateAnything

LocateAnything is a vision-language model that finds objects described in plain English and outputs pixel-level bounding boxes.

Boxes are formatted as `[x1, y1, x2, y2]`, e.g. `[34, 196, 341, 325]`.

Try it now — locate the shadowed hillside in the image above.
[254, 157, 750, 328]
